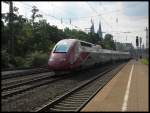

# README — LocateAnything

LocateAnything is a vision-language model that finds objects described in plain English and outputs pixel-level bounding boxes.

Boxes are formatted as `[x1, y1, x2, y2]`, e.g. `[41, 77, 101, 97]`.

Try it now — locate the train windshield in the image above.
[54, 41, 70, 53]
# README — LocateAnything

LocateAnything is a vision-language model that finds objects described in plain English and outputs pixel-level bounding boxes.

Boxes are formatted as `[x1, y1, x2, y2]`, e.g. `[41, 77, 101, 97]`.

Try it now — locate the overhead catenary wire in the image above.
[6, 2, 145, 21]
[6, 2, 147, 37]
[22, 3, 83, 31]
[86, 2, 113, 34]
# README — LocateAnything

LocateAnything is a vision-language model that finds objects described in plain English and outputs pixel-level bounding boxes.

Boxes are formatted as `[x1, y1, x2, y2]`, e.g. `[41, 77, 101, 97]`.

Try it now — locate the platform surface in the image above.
[81, 60, 148, 112]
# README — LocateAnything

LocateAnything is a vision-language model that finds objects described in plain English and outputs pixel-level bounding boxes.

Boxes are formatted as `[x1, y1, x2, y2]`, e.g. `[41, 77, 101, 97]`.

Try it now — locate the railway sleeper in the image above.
[57, 102, 81, 107]
[53, 105, 78, 110]
[72, 94, 91, 97]
[66, 96, 89, 100]
[68, 96, 90, 100]
[63, 100, 86, 104]
[64, 98, 85, 103]
[59, 100, 83, 105]
[70, 94, 91, 98]
[50, 107, 76, 112]
[74, 91, 95, 95]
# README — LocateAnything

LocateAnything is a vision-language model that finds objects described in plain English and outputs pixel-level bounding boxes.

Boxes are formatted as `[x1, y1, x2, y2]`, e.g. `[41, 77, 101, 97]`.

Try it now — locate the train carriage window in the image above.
[74, 43, 80, 59]
[80, 42, 92, 47]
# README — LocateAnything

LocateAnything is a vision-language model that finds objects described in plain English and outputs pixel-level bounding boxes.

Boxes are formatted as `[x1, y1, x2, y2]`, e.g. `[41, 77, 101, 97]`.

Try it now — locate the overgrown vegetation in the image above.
[141, 58, 149, 65]
[1, 4, 116, 69]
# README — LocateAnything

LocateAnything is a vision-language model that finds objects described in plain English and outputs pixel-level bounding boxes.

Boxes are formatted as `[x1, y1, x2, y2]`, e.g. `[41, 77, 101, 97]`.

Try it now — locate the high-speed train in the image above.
[48, 39, 130, 71]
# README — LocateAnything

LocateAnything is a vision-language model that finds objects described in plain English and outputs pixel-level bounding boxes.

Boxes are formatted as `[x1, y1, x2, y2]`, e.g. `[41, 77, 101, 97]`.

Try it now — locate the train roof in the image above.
[61, 38, 93, 45]
[59, 39, 129, 54]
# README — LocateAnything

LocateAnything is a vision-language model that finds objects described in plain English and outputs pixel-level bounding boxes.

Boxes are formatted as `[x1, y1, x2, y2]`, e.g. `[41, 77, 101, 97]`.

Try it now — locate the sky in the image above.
[1, 1, 149, 48]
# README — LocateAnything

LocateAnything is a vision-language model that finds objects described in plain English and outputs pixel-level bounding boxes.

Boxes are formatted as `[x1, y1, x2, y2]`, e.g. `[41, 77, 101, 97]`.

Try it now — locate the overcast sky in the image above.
[1, 1, 149, 48]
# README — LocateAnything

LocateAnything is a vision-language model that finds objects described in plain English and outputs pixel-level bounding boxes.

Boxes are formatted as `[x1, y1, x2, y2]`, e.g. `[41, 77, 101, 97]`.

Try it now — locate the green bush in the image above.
[14, 56, 27, 67]
[26, 51, 49, 67]
[1, 49, 10, 68]
[141, 58, 149, 65]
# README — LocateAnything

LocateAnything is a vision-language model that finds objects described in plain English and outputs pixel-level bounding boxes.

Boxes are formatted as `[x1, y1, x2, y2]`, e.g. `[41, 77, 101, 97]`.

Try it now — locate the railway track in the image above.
[2, 66, 50, 80]
[2, 72, 70, 99]
[2, 72, 55, 91]
[35, 62, 126, 112]
[2, 65, 48, 71]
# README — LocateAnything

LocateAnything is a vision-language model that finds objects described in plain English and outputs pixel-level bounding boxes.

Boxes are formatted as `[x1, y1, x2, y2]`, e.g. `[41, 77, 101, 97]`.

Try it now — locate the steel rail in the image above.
[35, 63, 126, 112]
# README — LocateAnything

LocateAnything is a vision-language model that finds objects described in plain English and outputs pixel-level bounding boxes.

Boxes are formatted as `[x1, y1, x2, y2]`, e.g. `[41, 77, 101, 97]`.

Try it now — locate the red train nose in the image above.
[48, 55, 69, 70]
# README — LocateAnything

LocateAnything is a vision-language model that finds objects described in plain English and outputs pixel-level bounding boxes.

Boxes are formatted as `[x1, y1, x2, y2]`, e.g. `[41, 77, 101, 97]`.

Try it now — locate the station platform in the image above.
[81, 60, 148, 112]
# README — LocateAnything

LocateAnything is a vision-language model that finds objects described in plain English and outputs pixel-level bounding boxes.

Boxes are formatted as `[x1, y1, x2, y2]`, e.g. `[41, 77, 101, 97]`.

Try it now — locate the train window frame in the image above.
[80, 41, 92, 48]
[53, 41, 70, 53]
[74, 42, 80, 61]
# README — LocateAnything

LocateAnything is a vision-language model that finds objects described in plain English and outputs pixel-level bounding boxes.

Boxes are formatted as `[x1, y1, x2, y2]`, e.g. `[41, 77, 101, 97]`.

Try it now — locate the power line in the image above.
[23, 3, 84, 31]
[11, 2, 148, 34]
[86, 2, 113, 31]
[83, 2, 140, 19]
[7, 2, 146, 21]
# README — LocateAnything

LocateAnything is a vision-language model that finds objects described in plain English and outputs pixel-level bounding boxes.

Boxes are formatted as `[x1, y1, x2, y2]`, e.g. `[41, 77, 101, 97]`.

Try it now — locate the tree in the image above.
[1, 20, 9, 50]
[63, 28, 90, 42]
[31, 6, 42, 24]
[3, 4, 115, 68]
[103, 34, 116, 50]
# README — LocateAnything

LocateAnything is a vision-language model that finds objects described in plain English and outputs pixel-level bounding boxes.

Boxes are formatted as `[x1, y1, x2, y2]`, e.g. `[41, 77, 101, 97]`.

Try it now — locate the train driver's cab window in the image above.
[54, 41, 70, 53]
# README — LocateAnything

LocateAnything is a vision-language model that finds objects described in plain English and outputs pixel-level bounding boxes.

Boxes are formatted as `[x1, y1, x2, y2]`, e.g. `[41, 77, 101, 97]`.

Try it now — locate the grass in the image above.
[141, 58, 149, 65]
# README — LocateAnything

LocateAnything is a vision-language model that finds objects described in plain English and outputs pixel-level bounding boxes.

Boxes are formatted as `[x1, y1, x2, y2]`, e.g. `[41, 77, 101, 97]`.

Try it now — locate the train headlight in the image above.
[49, 58, 54, 62]
[60, 58, 66, 61]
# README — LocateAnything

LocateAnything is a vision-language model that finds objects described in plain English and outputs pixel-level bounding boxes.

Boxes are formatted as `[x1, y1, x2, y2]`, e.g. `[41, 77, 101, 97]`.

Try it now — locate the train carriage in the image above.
[48, 39, 130, 71]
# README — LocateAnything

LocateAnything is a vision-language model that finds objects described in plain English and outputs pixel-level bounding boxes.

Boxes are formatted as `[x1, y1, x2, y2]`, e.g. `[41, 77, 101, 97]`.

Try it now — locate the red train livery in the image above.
[48, 39, 130, 71]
